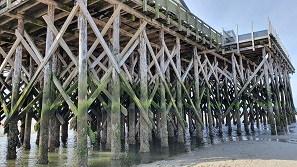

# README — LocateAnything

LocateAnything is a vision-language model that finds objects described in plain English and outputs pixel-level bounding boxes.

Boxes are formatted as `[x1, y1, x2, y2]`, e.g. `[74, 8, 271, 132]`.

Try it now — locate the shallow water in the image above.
[0, 123, 295, 167]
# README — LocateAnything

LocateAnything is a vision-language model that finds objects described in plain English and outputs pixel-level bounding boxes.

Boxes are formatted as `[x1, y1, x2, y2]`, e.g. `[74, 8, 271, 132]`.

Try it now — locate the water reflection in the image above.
[0, 124, 295, 167]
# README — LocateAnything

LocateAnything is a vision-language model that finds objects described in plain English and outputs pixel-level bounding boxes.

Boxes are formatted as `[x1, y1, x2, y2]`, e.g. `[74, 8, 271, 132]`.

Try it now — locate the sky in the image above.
[184, 0, 297, 107]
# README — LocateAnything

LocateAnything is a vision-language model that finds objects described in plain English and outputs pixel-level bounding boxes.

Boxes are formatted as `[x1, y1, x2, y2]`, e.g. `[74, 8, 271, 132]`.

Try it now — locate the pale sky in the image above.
[184, 0, 297, 107]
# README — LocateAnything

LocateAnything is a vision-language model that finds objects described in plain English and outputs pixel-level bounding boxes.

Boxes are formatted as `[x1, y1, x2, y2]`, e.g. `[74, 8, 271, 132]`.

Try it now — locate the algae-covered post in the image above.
[110, 4, 121, 159]
[176, 37, 184, 143]
[139, 19, 150, 152]
[77, 0, 88, 165]
[263, 48, 276, 135]
[7, 16, 23, 160]
[38, 4, 54, 164]
[193, 47, 202, 139]
[0, 0, 295, 165]
[159, 29, 169, 147]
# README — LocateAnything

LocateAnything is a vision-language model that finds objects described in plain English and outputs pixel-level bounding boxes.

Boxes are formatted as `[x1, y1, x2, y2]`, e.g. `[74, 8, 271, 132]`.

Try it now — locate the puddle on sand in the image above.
[0, 123, 296, 167]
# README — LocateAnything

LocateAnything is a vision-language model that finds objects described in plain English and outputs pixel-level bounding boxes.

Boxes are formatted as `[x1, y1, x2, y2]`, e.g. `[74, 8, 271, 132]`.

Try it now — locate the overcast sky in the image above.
[184, 0, 297, 106]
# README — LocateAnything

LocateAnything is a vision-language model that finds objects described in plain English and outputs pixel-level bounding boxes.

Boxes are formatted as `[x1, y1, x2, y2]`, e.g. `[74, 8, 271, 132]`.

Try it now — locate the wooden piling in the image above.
[159, 29, 168, 147]
[77, 0, 89, 165]
[232, 54, 242, 135]
[263, 49, 276, 135]
[110, 4, 121, 159]
[37, 4, 54, 163]
[193, 48, 202, 138]
[139, 19, 150, 152]
[0, 0, 295, 165]
[23, 57, 34, 149]
[176, 37, 184, 143]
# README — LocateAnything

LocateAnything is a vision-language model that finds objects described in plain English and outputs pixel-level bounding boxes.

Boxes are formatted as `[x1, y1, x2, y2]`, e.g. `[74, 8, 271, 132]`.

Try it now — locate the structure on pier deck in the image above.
[0, 0, 295, 165]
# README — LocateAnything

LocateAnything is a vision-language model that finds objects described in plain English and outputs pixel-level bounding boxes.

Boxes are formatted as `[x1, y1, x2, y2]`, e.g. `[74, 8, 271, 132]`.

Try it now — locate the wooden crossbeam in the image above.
[0, 37, 21, 74]
[24, 31, 43, 63]
[222, 54, 269, 119]
[87, 69, 112, 106]
[88, 5, 122, 58]
[119, 70, 153, 129]
[53, 75, 78, 114]
[181, 58, 193, 82]
[77, 0, 120, 73]
[20, 91, 42, 113]
[164, 46, 177, 71]
[4, 4, 80, 125]
[148, 81, 159, 107]
[0, 92, 9, 116]
[232, 55, 244, 82]
[50, 81, 78, 111]
[43, 15, 78, 66]
[120, 22, 147, 60]
[144, 32, 187, 129]
[204, 55, 219, 83]
[90, 51, 106, 69]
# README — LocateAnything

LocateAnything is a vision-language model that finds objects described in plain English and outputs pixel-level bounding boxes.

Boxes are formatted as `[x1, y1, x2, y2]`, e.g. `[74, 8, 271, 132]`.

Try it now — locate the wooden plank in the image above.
[0, 46, 28, 82]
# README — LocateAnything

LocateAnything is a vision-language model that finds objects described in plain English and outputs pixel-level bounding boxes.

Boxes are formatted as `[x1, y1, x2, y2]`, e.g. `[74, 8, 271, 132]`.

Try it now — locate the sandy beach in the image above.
[139, 123, 297, 167]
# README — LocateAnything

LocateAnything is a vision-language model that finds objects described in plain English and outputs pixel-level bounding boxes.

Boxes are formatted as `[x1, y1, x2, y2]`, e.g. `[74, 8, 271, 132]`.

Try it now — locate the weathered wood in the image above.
[243, 94, 249, 133]
[176, 37, 184, 143]
[128, 98, 136, 144]
[139, 19, 150, 152]
[232, 54, 242, 135]
[263, 49, 276, 135]
[0, 0, 295, 164]
[110, 5, 121, 159]
[38, 4, 54, 164]
[5, 4, 79, 125]
[6, 16, 23, 160]
[159, 29, 168, 147]
[23, 57, 34, 150]
[76, 0, 89, 165]
[193, 47, 202, 138]
[206, 67, 214, 137]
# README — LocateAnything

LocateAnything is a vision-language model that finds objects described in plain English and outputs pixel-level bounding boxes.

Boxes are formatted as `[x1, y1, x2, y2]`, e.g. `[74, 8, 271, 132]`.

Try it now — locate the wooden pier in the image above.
[0, 0, 295, 165]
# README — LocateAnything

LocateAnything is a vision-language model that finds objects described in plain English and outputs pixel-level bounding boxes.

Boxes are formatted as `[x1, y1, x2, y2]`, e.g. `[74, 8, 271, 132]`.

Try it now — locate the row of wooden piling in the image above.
[0, 0, 296, 166]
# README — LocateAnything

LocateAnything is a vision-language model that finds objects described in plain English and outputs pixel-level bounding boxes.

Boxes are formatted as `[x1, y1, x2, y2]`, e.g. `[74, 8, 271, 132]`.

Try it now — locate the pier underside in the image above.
[0, 0, 295, 165]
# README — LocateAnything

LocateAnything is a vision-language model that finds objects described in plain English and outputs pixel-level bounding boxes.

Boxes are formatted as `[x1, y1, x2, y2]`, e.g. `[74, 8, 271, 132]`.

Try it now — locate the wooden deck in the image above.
[0, 0, 295, 165]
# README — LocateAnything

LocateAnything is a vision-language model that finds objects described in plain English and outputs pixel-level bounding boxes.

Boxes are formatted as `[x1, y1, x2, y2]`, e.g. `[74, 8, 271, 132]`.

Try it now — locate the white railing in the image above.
[0, 0, 25, 15]
[140, 0, 222, 45]
[268, 18, 291, 61]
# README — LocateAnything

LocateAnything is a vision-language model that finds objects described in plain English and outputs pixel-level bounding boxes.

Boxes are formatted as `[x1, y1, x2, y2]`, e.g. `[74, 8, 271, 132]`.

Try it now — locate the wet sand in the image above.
[139, 123, 297, 167]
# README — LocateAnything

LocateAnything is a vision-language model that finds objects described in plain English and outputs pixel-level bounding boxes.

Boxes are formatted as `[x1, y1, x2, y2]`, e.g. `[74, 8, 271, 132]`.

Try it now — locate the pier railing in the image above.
[268, 19, 291, 61]
[0, 0, 27, 15]
[221, 18, 291, 62]
[140, 0, 222, 46]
